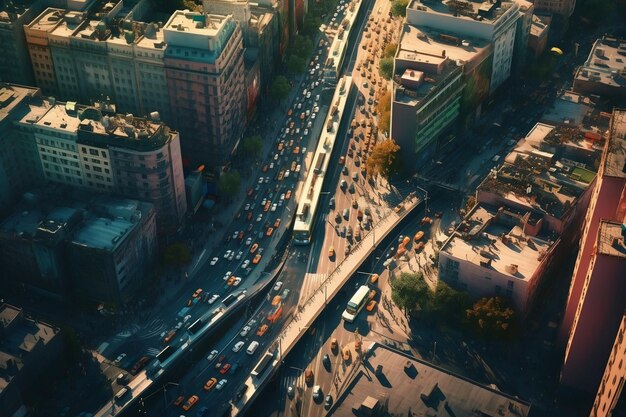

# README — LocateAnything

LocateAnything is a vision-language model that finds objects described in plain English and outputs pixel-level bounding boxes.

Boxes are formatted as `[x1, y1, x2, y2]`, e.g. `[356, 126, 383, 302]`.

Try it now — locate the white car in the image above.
[210, 257, 219, 266]
[240, 326, 251, 337]
[256, 214, 263, 222]
[306, 91, 311, 99]
[244, 203, 250, 210]
[236, 251, 243, 260]
[242, 260, 250, 269]
[311, 113, 317, 120]
[313, 106, 319, 113]
[307, 121, 312, 128]
[245, 237, 252, 245]
[114, 353, 127, 364]
[264, 176, 270, 184]
[223, 250, 232, 259]
[258, 176, 264, 184]
[227, 251, 235, 261]
[302, 89, 308, 96]
[261, 198, 267, 206]
[295, 164, 301, 173]
[232, 231, 239, 239]
[223, 271, 233, 281]
[315, 94, 320, 101]
[280, 193, 285, 201]
[284, 170, 290, 178]
[207, 350, 218, 361]
[273, 281, 283, 292]
[216, 379, 227, 390]
[303, 129, 309, 136]
[208, 294, 220, 304]
[232, 277, 242, 287]
[232, 341, 245, 352]
[271, 203, 277, 212]
[297, 102, 302, 109]
[313, 385, 322, 400]
[295, 128, 300, 134]
[183, 314, 192, 323]
[270, 162, 274, 169]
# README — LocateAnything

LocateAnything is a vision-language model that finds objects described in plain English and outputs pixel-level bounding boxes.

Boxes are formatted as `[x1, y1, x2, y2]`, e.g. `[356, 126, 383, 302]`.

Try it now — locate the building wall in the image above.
[561, 252, 626, 393]
[0, 6, 40, 85]
[134, 41, 170, 121]
[561, 176, 625, 343]
[490, 22, 516, 92]
[532, 0, 576, 17]
[512, 1, 533, 74]
[35, 127, 83, 187]
[438, 251, 531, 313]
[108, 43, 142, 114]
[591, 313, 626, 417]
[49, 35, 82, 100]
[25, 16, 61, 96]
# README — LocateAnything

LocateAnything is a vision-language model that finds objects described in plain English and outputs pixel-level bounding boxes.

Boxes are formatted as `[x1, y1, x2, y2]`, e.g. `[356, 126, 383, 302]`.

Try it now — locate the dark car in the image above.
[322, 354, 331, 370]
[214, 355, 226, 370]
[130, 356, 149, 375]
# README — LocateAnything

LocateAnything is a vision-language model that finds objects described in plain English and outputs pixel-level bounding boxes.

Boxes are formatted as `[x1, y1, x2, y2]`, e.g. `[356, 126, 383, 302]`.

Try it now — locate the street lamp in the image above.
[414, 184, 429, 213]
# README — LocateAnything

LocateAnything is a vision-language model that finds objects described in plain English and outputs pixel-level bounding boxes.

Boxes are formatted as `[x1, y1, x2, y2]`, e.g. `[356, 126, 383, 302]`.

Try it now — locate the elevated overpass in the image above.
[230, 193, 423, 416]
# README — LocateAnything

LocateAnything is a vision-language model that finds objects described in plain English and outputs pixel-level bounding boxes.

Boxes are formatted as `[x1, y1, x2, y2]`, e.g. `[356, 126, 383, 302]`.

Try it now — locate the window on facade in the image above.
[89, 149, 99, 156]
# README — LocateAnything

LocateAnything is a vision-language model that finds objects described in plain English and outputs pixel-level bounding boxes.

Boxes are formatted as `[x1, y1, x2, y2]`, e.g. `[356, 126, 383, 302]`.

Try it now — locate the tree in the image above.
[383, 43, 398, 59]
[391, 272, 430, 314]
[163, 242, 192, 267]
[302, 15, 322, 37]
[218, 171, 241, 199]
[270, 76, 291, 101]
[391, 0, 409, 16]
[288, 55, 307, 74]
[428, 282, 471, 324]
[377, 91, 392, 115]
[241, 135, 263, 157]
[379, 111, 391, 135]
[466, 296, 516, 339]
[366, 138, 401, 178]
[292, 35, 314, 58]
[379, 57, 394, 80]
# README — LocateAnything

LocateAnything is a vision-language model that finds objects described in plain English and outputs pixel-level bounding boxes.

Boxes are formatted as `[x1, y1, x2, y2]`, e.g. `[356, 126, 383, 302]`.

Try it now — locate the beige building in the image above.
[528, 14, 550, 58]
[531, 0, 576, 17]
[574, 35, 626, 100]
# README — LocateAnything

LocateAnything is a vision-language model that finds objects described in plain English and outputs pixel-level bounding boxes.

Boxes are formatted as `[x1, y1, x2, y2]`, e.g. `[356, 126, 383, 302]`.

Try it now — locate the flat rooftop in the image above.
[0, 304, 58, 355]
[540, 90, 593, 127]
[0, 84, 40, 124]
[529, 14, 549, 37]
[49, 11, 87, 38]
[604, 109, 626, 178]
[331, 342, 530, 417]
[164, 11, 228, 37]
[36, 102, 83, 133]
[0, 0, 37, 23]
[441, 204, 552, 281]
[135, 22, 165, 50]
[27, 8, 65, 32]
[407, 0, 517, 24]
[398, 23, 491, 65]
[480, 123, 602, 218]
[575, 35, 626, 88]
[393, 59, 462, 107]
[597, 221, 626, 259]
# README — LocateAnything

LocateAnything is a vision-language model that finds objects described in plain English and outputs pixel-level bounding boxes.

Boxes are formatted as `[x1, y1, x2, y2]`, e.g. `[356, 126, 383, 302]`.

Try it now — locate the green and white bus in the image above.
[342, 285, 370, 323]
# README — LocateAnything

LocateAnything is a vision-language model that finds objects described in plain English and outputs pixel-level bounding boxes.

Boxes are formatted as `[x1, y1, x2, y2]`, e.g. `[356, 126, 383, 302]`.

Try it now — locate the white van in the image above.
[246, 341, 260, 355]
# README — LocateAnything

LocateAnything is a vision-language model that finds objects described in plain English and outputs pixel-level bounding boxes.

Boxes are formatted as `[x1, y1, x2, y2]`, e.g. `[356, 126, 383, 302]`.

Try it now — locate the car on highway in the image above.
[246, 341, 260, 355]
[328, 246, 335, 258]
[223, 271, 232, 281]
[208, 294, 220, 304]
[232, 277, 242, 287]
[220, 363, 232, 374]
[204, 377, 218, 391]
[250, 243, 259, 253]
[214, 355, 226, 369]
[266, 227, 274, 237]
[130, 356, 149, 375]
[366, 300, 377, 312]
[223, 250, 232, 259]
[173, 395, 185, 406]
[192, 288, 203, 298]
[207, 350, 219, 362]
[323, 354, 331, 369]
[325, 394, 333, 409]
[245, 237, 252, 245]
[242, 259, 250, 269]
[210, 257, 219, 266]
[273, 281, 283, 292]
[232, 341, 245, 353]
[414, 231, 424, 242]
[240, 326, 251, 337]
[216, 379, 228, 390]
[257, 324, 269, 336]
[272, 295, 282, 306]
[252, 254, 262, 264]
[313, 385, 322, 401]
[235, 251, 243, 260]
[182, 395, 199, 411]
[114, 353, 127, 364]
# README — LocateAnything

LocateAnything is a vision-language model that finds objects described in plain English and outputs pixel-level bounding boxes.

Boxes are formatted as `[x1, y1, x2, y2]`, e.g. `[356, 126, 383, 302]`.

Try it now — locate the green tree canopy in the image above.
[241, 135, 263, 157]
[292, 35, 314, 58]
[366, 138, 401, 178]
[164, 242, 192, 267]
[391, 272, 431, 314]
[391, 0, 409, 17]
[428, 282, 471, 324]
[218, 171, 242, 198]
[288, 55, 307, 74]
[379, 57, 394, 80]
[383, 43, 398, 59]
[302, 15, 323, 37]
[270, 75, 291, 101]
[466, 296, 516, 339]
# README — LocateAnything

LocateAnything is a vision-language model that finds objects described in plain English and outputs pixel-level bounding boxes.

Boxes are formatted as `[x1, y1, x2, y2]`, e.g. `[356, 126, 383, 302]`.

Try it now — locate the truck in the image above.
[251, 352, 274, 378]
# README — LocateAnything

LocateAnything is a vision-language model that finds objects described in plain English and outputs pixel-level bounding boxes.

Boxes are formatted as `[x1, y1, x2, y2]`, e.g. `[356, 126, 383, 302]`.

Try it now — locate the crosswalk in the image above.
[145, 347, 162, 357]
[298, 273, 328, 306]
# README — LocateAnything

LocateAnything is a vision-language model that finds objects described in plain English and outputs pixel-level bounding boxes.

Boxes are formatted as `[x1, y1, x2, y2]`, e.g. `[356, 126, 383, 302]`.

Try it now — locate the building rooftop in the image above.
[164, 10, 229, 37]
[393, 60, 462, 106]
[540, 90, 594, 127]
[71, 199, 149, 251]
[27, 8, 65, 32]
[398, 24, 491, 66]
[36, 102, 83, 133]
[479, 123, 603, 218]
[0, 0, 37, 24]
[331, 342, 531, 417]
[72, 18, 111, 41]
[48, 10, 87, 38]
[408, 0, 519, 25]
[0, 210, 43, 239]
[135, 22, 165, 50]
[575, 35, 626, 88]
[529, 13, 549, 37]
[0, 84, 40, 125]
[604, 109, 626, 178]
[597, 221, 626, 259]
[441, 204, 553, 281]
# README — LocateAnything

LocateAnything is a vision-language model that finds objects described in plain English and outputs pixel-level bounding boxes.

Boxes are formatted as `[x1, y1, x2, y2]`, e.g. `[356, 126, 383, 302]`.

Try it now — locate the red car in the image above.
[220, 363, 231, 375]
[247, 188, 254, 197]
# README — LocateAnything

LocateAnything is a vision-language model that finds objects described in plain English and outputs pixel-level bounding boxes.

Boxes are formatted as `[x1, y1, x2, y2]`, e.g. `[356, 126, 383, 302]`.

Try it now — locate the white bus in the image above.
[342, 285, 370, 323]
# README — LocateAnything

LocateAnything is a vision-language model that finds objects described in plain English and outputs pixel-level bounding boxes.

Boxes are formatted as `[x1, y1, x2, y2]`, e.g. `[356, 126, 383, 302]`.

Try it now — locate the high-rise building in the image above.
[406, 0, 521, 93]
[512, 0, 534, 74]
[560, 109, 626, 394]
[163, 11, 246, 165]
[0, 0, 41, 86]
[0, 83, 187, 234]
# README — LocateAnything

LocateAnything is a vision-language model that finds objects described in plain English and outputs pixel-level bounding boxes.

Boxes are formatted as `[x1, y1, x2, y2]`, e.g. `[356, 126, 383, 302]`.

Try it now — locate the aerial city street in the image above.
[0, 0, 625, 416]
